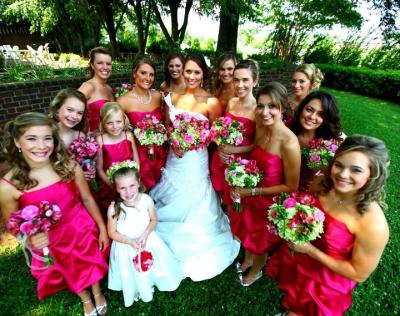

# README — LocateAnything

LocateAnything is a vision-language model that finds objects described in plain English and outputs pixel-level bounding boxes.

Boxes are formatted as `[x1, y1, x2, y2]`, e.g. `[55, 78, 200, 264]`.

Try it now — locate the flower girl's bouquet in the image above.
[69, 136, 99, 191]
[267, 192, 325, 247]
[168, 112, 210, 152]
[134, 115, 167, 159]
[224, 158, 263, 212]
[6, 201, 62, 268]
[302, 138, 342, 170]
[133, 248, 154, 273]
[114, 83, 133, 98]
[209, 117, 244, 146]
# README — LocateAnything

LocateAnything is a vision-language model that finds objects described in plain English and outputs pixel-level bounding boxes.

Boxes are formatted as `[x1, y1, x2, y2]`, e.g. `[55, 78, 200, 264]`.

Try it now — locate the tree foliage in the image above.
[368, 0, 400, 44]
[263, 0, 362, 62]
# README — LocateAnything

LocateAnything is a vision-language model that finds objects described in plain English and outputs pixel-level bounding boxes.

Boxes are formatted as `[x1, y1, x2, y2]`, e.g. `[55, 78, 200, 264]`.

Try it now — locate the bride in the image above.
[150, 53, 240, 281]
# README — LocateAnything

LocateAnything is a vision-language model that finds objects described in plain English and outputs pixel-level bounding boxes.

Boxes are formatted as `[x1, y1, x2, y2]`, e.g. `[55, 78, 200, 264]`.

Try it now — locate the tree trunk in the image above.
[216, 4, 239, 54]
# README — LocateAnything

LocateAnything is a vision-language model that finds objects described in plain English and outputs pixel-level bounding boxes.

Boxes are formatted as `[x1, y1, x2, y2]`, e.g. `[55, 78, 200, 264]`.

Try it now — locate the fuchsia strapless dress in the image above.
[14, 180, 108, 299]
[97, 134, 134, 214]
[266, 200, 357, 316]
[88, 99, 108, 132]
[126, 108, 167, 190]
[229, 146, 283, 255]
[210, 112, 256, 206]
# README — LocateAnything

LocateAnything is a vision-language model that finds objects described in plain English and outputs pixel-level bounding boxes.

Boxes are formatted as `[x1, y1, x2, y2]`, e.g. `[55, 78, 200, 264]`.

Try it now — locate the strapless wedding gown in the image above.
[150, 94, 240, 281]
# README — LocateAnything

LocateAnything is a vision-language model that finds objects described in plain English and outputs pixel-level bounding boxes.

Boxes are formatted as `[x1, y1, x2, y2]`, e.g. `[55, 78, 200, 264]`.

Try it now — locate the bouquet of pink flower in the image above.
[114, 83, 133, 98]
[134, 115, 167, 159]
[168, 112, 210, 152]
[133, 249, 154, 273]
[267, 192, 325, 245]
[69, 136, 99, 191]
[224, 158, 263, 212]
[209, 117, 244, 146]
[6, 201, 62, 268]
[302, 138, 342, 170]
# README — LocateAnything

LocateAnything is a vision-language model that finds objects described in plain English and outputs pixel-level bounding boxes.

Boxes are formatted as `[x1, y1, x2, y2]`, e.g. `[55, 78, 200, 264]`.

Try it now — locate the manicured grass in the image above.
[0, 88, 399, 315]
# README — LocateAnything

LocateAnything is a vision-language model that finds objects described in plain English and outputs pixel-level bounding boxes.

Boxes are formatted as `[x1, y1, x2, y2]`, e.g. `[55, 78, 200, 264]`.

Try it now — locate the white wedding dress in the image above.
[150, 94, 240, 281]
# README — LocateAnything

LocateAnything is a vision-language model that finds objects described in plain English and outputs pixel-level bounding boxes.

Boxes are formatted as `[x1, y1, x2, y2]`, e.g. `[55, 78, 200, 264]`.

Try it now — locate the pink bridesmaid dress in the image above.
[2, 179, 108, 300]
[88, 99, 108, 132]
[210, 112, 256, 206]
[229, 146, 283, 255]
[266, 200, 357, 316]
[96, 133, 134, 214]
[126, 107, 167, 190]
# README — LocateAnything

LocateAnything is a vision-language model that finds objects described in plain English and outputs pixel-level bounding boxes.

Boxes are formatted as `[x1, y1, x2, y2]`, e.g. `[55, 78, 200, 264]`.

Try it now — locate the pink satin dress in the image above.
[229, 146, 283, 255]
[97, 134, 134, 214]
[210, 112, 256, 206]
[5, 179, 108, 300]
[126, 107, 167, 190]
[88, 99, 108, 132]
[266, 200, 356, 316]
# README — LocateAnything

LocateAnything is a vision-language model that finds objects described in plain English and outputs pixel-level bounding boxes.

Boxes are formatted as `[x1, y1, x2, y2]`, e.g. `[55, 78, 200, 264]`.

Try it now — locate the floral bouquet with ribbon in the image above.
[106, 160, 140, 182]
[267, 192, 325, 249]
[6, 201, 62, 268]
[224, 158, 263, 212]
[69, 136, 99, 191]
[133, 248, 154, 273]
[114, 83, 133, 98]
[302, 138, 342, 170]
[134, 115, 167, 159]
[168, 112, 210, 152]
[209, 116, 244, 146]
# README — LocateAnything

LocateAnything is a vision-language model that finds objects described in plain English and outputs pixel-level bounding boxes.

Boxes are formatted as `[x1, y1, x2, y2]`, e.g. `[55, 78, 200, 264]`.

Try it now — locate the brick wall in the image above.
[0, 66, 295, 142]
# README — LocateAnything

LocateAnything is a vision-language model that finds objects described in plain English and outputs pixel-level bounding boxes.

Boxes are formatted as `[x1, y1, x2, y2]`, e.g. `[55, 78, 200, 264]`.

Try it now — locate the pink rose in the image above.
[172, 139, 180, 147]
[151, 116, 159, 124]
[20, 205, 40, 220]
[314, 208, 325, 222]
[86, 143, 98, 157]
[6, 212, 22, 236]
[184, 134, 194, 144]
[283, 198, 297, 208]
[310, 154, 321, 162]
[173, 120, 180, 129]
[328, 144, 338, 152]
[40, 218, 52, 231]
[240, 159, 249, 165]
[289, 218, 298, 229]
[20, 221, 39, 236]
[235, 136, 243, 146]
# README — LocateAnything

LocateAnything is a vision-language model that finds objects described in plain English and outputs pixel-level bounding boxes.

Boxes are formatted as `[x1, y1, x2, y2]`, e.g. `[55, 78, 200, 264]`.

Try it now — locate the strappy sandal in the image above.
[94, 292, 107, 315]
[81, 299, 97, 316]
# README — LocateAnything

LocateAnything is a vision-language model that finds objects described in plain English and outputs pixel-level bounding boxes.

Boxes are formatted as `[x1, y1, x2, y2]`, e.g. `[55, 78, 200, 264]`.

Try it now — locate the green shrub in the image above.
[317, 64, 400, 103]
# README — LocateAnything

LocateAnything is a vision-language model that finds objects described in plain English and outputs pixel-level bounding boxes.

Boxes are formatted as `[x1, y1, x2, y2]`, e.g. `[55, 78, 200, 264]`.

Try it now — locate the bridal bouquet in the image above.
[69, 136, 99, 191]
[209, 117, 244, 146]
[224, 158, 263, 212]
[302, 138, 342, 170]
[134, 115, 167, 159]
[168, 112, 210, 152]
[267, 192, 325, 245]
[114, 83, 133, 98]
[6, 201, 62, 268]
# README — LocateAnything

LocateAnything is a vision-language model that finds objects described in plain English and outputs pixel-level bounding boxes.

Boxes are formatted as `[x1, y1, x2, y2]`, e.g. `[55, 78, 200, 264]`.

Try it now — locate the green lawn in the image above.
[0, 88, 399, 315]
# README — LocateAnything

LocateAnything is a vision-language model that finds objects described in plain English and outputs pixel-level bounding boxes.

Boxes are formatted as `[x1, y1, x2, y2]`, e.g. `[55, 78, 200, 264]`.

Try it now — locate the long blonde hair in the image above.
[2, 112, 74, 190]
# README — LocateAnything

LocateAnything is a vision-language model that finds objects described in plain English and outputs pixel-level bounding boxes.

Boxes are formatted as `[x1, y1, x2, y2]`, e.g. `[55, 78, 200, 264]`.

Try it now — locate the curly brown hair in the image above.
[2, 112, 74, 190]
[317, 135, 389, 214]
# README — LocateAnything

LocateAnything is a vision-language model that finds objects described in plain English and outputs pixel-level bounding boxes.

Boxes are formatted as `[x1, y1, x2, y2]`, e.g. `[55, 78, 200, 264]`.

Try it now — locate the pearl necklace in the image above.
[132, 88, 152, 105]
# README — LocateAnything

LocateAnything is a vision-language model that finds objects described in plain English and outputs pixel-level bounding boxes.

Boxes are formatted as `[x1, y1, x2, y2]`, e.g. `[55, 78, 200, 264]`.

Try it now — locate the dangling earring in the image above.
[17, 147, 21, 153]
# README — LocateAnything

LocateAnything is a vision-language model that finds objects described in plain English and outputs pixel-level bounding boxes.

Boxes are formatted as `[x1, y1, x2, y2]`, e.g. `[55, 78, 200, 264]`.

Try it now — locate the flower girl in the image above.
[107, 161, 182, 307]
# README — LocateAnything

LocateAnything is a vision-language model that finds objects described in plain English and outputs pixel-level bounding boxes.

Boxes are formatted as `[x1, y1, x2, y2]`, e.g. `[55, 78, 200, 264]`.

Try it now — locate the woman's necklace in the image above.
[132, 88, 152, 105]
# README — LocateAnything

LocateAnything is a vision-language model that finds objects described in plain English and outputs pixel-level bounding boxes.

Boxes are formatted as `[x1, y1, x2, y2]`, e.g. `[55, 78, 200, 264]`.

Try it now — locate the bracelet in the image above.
[251, 188, 256, 196]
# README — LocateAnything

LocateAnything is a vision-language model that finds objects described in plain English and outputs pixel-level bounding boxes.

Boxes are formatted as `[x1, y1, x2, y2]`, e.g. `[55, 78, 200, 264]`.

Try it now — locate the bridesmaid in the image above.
[118, 57, 167, 191]
[230, 82, 301, 286]
[0, 113, 108, 316]
[291, 91, 345, 192]
[289, 63, 324, 112]
[213, 54, 237, 112]
[160, 53, 186, 94]
[79, 47, 114, 133]
[267, 135, 390, 316]
[210, 60, 258, 205]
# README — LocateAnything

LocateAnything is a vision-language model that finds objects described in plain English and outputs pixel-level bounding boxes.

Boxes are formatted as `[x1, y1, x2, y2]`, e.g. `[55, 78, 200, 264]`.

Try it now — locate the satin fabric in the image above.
[229, 146, 283, 255]
[88, 99, 108, 132]
[97, 137, 134, 215]
[126, 107, 167, 190]
[149, 94, 240, 281]
[210, 112, 256, 206]
[18, 181, 108, 300]
[108, 196, 182, 307]
[266, 200, 356, 316]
